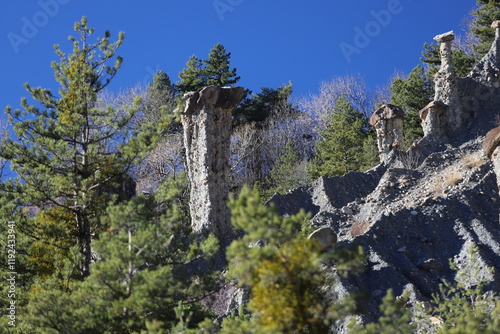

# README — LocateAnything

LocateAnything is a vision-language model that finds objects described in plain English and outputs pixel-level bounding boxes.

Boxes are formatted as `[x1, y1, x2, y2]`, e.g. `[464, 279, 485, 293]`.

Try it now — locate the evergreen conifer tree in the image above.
[309, 95, 367, 178]
[234, 83, 294, 125]
[177, 43, 240, 94]
[264, 141, 309, 198]
[142, 70, 179, 133]
[389, 65, 431, 148]
[472, 0, 500, 57]
[204, 43, 241, 87]
[177, 55, 206, 93]
[0, 17, 157, 278]
[24, 176, 219, 333]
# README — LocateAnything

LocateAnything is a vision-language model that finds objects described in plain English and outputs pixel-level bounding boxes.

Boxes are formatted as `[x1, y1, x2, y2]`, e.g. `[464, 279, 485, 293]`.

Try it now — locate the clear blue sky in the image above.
[0, 0, 476, 116]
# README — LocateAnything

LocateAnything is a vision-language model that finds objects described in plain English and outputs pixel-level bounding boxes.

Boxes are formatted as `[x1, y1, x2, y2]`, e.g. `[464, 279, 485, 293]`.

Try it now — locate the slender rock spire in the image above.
[181, 85, 245, 244]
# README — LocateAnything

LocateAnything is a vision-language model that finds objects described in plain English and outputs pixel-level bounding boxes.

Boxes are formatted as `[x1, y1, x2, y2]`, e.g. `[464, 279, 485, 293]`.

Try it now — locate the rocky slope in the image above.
[268, 23, 500, 325]
[270, 138, 500, 321]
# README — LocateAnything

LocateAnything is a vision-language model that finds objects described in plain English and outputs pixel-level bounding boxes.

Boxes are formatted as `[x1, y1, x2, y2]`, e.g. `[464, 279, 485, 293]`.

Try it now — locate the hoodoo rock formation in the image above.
[369, 104, 405, 163]
[418, 22, 500, 146]
[267, 22, 500, 327]
[181, 85, 245, 243]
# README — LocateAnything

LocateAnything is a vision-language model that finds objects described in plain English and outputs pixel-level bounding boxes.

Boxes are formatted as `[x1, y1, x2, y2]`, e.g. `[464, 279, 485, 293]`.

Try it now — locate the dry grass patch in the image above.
[444, 170, 463, 186]
[431, 168, 463, 197]
[461, 153, 486, 169]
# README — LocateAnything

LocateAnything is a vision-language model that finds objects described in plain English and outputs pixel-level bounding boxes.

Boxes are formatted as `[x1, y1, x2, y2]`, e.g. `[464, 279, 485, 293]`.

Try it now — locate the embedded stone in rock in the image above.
[483, 127, 500, 159]
[181, 86, 245, 244]
[341, 206, 353, 215]
[369, 104, 404, 163]
[308, 227, 337, 251]
[417, 258, 444, 272]
[419, 101, 447, 121]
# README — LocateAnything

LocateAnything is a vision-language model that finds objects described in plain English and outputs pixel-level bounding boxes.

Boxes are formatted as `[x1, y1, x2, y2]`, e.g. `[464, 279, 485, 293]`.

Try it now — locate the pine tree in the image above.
[177, 55, 205, 93]
[390, 65, 433, 114]
[360, 130, 380, 170]
[143, 70, 179, 133]
[309, 95, 368, 178]
[234, 83, 294, 125]
[148, 70, 174, 99]
[24, 175, 220, 333]
[471, 0, 500, 57]
[349, 289, 416, 334]
[0, 17, 157, 278]
[389, 65, 431, 148]
[204, 43, 240, 87]
[177, 43, 240, 94]
[420, 43, 476, 78]
[208, 186, 365, 334]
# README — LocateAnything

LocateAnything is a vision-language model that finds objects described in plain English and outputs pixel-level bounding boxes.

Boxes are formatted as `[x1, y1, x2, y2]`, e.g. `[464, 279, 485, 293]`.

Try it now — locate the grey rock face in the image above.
[419, 100, 448, 142]
[181, 86, 245, 243]
[268, 163, 388, 218]
[335, 140, 500, 323]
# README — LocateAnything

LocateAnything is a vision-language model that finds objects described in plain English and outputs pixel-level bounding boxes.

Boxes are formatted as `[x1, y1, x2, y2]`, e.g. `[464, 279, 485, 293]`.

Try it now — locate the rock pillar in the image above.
[369, 104, 405, 163]
[433, 31, 460, 136]
[181, 86, 245, 243]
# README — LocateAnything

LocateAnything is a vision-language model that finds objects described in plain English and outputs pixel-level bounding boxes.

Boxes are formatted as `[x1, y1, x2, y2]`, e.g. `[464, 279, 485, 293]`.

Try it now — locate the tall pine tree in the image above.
[309, 95, 368, 178]
[472, 0, 500, 57]
[25, 176, 219, 333]
[389, 65, 431, 148]
[177, 43, 240, 93]
[0, 17, 157, 278]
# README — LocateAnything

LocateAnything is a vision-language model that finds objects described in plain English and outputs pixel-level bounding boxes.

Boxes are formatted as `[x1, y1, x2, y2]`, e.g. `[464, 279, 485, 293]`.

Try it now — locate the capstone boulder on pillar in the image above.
[419, 100, 447, 141]
[181, 86, 245, 243]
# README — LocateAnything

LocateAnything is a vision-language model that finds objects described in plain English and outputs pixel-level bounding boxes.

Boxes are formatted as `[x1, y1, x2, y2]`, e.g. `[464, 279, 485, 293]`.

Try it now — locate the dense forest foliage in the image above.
[1, 1, 500, 332]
